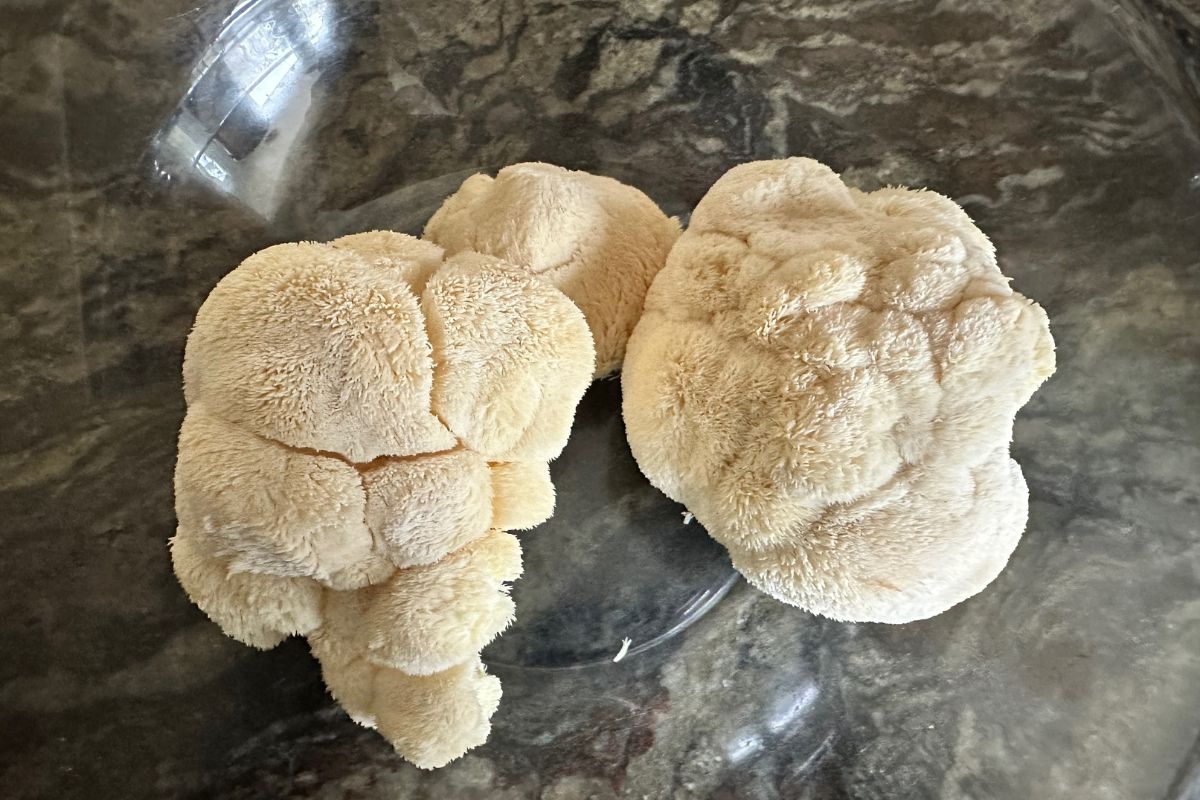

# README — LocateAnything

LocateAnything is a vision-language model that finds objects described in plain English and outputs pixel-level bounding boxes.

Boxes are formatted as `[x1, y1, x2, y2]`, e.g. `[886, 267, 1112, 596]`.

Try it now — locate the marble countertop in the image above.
[2, 0, 1199, 798]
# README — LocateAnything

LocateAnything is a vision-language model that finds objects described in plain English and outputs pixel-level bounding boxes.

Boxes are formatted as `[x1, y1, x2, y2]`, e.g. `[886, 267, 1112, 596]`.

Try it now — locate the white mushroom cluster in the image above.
[622, 158, 1056, 623]
[172, 231, 593, 768]
[172, 157, 1057, 769]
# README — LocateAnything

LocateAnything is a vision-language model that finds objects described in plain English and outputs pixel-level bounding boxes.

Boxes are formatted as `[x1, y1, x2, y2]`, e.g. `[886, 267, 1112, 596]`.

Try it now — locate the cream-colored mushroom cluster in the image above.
[623, 158, 1056, 623]
[171, 231, 593, 768]
[172, 156, 1056, 768]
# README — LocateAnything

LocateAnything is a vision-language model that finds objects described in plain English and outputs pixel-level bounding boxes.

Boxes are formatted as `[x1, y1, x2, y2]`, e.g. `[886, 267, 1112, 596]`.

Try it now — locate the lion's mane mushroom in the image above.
[622, 158, 1055, 623]
[171, 231, 593, 767]
[424, 162, 680, 377]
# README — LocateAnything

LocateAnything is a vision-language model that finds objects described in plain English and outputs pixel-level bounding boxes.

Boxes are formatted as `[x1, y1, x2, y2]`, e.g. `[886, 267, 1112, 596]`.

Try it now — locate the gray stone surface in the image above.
[1, 0, 1199, 798]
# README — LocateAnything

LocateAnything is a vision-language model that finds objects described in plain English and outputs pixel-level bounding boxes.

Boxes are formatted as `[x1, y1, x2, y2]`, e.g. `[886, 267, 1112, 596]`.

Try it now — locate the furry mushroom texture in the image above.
[622, 158, 1056, 624]
[171, 231, 594, 768]
[423, 162, 681, 378]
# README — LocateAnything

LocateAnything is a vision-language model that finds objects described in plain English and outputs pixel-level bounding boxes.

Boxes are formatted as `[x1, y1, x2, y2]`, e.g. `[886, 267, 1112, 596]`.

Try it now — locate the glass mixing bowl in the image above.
[4, 0, 1200, 796]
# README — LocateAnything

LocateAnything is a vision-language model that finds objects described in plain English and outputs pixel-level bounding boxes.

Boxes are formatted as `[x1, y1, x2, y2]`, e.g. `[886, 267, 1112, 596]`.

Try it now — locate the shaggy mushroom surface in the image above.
[424, 162, 680, 377]
[622, 158, 1055, 623]
[173, 232, 593, 767]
